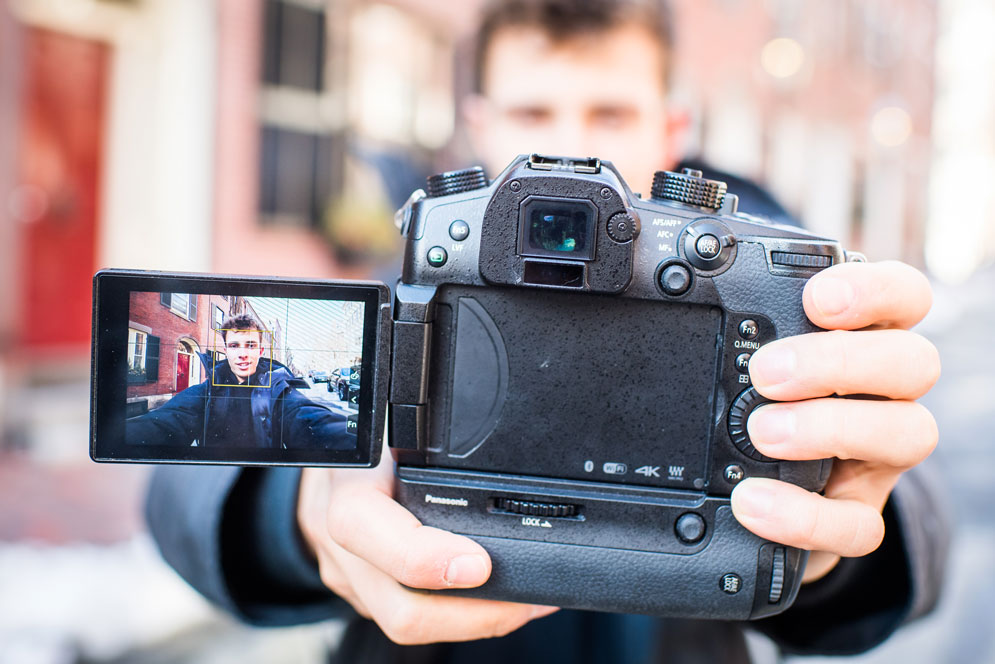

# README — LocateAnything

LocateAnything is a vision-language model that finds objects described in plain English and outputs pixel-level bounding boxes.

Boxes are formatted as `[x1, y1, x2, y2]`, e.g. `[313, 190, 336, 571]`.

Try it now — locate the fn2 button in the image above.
[738, 319, 759, 340]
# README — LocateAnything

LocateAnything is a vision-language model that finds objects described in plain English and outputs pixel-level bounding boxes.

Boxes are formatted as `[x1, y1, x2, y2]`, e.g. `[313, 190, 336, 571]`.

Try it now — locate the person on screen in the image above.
[127, 314, 352, 449]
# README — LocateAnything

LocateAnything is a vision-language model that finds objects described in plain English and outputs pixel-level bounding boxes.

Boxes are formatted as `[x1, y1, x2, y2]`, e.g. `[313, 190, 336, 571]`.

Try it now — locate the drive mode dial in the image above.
[426, 166, 489, 197]
[651, 168, 728, 210]
[727, 388, 775, 461]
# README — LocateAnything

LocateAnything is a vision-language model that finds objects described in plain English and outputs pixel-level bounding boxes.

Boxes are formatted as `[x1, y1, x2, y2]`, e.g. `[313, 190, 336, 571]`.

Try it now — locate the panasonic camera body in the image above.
[90, 154, 862, 620]
[387, 154, 860, 619]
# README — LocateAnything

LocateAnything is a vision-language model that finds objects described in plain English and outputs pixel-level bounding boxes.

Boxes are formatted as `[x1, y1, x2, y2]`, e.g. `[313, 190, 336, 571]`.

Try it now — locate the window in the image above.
[213, 305, 225, 330]
[160, 292, 198, 322]
[259, 127, 337, 228]
[128, 328, 160, 383]
[258, 0, 344, 230]
[263, 0, 325, 92]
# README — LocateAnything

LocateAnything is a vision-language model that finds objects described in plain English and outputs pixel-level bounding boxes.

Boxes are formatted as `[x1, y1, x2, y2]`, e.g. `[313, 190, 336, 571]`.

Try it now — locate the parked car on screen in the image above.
[309, 369, 330, 384]
[335, 365, 360, 404]
[328, 366, 350, 393]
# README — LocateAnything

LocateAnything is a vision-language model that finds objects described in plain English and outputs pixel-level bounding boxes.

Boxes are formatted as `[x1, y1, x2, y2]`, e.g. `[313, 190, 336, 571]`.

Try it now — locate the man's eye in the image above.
[590, 107, 636, 128]
[246, 342, 258, 349]
[506, 107, 552, 125]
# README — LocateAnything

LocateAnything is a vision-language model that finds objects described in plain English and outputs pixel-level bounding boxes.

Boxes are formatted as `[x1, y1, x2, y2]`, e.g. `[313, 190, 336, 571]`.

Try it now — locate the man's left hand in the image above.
[731, 260, 940, 582]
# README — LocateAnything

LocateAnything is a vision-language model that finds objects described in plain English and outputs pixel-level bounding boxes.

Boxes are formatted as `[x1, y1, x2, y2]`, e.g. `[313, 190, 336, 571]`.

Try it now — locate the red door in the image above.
[176, 352, 191, 392]
[16, 28, 107, 353]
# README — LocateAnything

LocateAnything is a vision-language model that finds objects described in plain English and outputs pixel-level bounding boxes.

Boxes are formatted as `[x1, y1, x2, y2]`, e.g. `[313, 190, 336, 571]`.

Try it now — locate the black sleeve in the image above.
[127, 384, 205, 445]
[754, 464, 951, 655]
[146, 465, 352, 626]
[279, 391, 352, 450]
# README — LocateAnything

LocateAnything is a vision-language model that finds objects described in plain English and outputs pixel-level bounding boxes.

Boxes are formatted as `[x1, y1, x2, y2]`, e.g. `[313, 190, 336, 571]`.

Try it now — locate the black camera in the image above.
[90, 154, 863, 619]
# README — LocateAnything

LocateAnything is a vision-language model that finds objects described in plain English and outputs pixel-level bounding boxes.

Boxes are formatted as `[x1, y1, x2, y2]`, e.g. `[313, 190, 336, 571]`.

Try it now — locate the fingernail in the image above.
[444, 554, 488, 587]
[734, 482, 775, 520]
[811, 277, 855, 317]
[747, 406, 796, 446]
[530, 605, 559, 620]
[750, 345, 796, 388]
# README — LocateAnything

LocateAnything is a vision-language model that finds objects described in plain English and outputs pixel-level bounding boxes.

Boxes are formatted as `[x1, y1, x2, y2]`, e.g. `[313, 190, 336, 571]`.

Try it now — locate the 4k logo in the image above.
[635, 465, 660, 478]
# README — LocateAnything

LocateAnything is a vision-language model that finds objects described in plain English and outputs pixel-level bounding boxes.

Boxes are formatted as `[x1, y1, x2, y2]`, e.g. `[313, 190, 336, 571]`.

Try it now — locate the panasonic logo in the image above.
[425, 494, 468, 507]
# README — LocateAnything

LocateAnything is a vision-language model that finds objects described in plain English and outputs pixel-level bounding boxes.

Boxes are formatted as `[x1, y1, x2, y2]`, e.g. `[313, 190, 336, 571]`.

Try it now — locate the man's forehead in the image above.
[226, 329, 263, 342]
[483, 24, 668, 103]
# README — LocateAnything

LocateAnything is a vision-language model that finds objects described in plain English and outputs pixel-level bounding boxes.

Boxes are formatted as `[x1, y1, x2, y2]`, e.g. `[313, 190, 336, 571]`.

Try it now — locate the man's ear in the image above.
[661, 106, 691, 170]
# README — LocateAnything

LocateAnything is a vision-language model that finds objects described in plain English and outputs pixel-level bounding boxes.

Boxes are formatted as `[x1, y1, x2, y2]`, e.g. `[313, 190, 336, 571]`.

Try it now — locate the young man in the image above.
[148, 1, 946, 661]
[129, 314, 352, 450]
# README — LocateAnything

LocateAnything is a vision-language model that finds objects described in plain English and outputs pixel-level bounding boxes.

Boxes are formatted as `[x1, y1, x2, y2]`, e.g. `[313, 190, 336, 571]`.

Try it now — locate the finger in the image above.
[747, 399, 938, 468]
[730, 478, 885, 558]
[313, 546, 371, 619]
[803, 260, 932, 330]
[749, 328, 940, 401]
[325, 481, 492, 590]
[331, 543, 557, 645]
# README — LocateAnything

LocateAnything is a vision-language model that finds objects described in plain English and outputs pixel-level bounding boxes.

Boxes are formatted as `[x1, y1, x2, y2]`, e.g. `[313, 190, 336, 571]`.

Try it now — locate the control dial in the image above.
[426, 166, 489, 197]
[651, 168, 728, 210]
[727, 388, 775, 461]
[606, 212, 638, 243]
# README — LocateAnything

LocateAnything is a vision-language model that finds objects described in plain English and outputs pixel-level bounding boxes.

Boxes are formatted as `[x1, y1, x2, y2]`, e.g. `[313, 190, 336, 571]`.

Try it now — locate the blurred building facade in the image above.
[1, 0, 994, 462]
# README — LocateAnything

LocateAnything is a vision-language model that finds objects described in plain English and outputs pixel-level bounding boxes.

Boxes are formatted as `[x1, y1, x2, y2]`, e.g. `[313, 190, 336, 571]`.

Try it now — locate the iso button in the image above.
[427, 246, 448, 267]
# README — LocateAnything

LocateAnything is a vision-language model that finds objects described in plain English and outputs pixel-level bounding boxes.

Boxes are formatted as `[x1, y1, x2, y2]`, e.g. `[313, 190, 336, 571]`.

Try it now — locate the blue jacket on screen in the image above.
[127, 356, 351, 450]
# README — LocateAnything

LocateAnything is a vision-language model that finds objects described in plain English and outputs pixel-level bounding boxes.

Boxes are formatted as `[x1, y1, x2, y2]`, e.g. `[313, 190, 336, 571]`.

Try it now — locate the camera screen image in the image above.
[125, 292, 364, 450]
[91, 271, 388, 467]
[520, 197, 597, 260]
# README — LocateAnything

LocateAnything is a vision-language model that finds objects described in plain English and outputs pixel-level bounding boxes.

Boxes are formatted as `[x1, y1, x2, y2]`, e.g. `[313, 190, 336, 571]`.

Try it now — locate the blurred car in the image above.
[309, 369, 331, 384]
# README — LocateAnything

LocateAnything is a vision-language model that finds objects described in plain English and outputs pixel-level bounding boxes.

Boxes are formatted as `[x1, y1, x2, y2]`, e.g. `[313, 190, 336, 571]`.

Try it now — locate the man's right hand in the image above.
[297, 457, 558, 645]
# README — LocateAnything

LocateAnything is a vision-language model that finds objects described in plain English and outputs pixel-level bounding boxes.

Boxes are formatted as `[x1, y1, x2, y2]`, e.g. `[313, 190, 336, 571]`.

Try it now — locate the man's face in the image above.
[465, 24, 687, 189]
[224, 329, 264, 383]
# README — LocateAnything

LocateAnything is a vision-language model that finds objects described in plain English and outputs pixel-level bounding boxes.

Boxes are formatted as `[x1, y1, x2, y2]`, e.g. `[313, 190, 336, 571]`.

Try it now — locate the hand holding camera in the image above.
[297, 459, 558, 644]
[734, 260, 938, 582]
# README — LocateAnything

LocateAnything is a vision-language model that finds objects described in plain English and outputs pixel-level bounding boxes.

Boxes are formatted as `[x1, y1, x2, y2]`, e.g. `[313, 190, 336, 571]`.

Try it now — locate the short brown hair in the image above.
[472, 0, 675, 93]
[219, 314, 264, 343]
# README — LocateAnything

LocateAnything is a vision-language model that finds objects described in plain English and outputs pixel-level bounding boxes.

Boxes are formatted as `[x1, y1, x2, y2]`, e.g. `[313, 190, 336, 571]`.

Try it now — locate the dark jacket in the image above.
[128, 357, 351, 450]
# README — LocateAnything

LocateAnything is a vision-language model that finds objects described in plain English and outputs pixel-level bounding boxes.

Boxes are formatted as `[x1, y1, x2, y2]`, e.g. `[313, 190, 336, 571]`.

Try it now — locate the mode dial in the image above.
[426, 166, 489, 197]
[651, 168, 728, 210]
